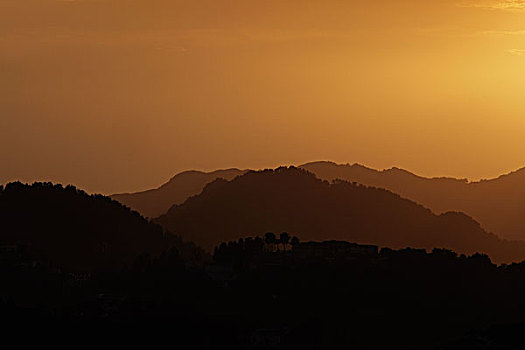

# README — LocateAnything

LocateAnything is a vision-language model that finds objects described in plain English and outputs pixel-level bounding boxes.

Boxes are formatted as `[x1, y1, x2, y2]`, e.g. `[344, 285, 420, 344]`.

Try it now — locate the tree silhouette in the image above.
[280, 232, 290, 250]
[264, 232, 276, 252]
[290, 236, 300, 248]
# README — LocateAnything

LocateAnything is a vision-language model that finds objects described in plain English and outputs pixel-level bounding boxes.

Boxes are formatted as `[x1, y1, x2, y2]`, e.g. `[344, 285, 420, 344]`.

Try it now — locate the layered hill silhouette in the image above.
[156, 167, 525, 263]
[112, 162, 525, 241]
[112, 169, 247, 218]
[0, 182, 190, 271]
[301, 161, 525, 241]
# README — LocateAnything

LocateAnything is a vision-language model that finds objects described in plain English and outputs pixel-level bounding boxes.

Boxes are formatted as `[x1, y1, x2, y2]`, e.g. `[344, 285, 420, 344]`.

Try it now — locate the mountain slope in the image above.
[156, 167, 525, 263]
[0, 182, 181, 271]
[111, 169, 247, 218]
[301, 161, 525, 240]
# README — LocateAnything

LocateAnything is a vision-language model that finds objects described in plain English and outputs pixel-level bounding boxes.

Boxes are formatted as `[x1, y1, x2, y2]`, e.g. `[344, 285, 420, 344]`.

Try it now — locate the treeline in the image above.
[209, 239, 525, 348]
[214, 232, 299, 265]
[4, 234, 525, 348]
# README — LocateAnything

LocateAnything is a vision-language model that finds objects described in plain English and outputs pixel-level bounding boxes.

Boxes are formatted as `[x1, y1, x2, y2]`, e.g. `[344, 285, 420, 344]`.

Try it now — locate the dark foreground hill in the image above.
[157, 167, 525, 263]
[111, 169, 247, 218]
[301, 161, 525, 241]
[0, 182, 201, 271]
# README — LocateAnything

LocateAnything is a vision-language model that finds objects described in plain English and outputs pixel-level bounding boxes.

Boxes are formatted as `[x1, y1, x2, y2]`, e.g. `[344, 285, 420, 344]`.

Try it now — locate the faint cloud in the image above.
[481, 30, 525, 35]
[508, 49, 525, 55]
[459, 0, 525, 10]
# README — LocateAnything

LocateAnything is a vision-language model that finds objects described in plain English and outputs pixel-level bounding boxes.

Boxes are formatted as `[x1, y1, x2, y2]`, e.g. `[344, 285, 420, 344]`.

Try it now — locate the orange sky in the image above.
[2, 0, 525, 193]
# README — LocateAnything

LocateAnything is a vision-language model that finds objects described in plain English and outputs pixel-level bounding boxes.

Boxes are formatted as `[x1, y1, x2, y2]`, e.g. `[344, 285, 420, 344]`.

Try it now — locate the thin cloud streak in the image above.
[459, 0, 525, 10]
[508, 48, 525, 55]
[481, 30, 525, 35]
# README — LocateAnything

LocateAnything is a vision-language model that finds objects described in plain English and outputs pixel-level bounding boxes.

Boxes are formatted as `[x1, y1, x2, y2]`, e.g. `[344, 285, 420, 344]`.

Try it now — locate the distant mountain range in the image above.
[156, 167, 525, 263]
[301, 161, 525, 241]
[112, 169, 247, 218]
[112, 161, 525, 241]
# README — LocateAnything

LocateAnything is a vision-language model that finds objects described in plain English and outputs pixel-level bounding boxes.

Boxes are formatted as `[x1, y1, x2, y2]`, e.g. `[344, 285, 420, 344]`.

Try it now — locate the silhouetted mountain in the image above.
[112, 169, 247, 218]
[156, 167, 525, 263]
[0, 182, 203, 271]
[112, 162, 525, 242]
[300, 161, 525, 241]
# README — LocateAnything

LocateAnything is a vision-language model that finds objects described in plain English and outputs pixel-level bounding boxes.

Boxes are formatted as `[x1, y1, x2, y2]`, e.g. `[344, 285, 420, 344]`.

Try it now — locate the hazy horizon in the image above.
[3, 159, 525, 195]
[3, 0, 525, 193]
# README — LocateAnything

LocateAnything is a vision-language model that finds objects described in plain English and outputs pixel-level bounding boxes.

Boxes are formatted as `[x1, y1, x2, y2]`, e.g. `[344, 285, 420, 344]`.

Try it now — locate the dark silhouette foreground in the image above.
[4, 233, 525, 349]
[3, 181, 525, 348]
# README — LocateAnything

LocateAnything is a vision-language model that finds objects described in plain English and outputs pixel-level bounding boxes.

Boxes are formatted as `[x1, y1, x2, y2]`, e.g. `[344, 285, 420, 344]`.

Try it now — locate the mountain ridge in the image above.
[111, 161, 525, 240]
[111, 168, 248, 218]
[156, 167, 525, 263]
[300, 161, 525, 240]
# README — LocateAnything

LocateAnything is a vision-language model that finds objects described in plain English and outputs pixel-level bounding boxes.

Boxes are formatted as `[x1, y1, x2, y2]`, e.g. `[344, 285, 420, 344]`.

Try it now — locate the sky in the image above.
[2, 0, 525, 194]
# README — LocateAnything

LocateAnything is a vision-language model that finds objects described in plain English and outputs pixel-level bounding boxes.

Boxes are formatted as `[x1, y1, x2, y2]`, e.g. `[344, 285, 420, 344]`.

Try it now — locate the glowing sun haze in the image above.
[1, 0, 525, 193]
